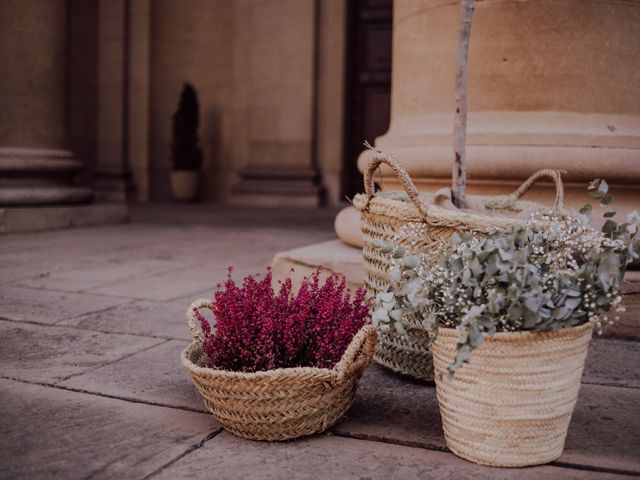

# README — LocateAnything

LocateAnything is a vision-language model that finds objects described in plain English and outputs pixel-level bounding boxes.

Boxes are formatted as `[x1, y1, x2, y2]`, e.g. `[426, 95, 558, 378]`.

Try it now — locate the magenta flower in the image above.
[196, 268, 371, 372]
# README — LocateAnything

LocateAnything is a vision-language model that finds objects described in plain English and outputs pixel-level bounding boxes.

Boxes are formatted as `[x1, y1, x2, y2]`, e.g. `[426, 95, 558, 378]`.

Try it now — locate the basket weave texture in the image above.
[353, 149, 566, 381]
[181, 299, 378, 441]
[432, 322, 593, 467]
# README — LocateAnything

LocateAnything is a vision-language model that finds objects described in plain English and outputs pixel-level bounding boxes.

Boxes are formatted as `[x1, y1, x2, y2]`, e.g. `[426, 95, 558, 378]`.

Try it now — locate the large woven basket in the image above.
[432, 322, 593, 467]
[181, 299, 378, 441]
[353, 149, 566, 380]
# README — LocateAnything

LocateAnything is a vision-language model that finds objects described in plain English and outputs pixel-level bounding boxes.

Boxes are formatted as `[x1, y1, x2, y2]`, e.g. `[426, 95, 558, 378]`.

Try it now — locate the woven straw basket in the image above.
[432, 322, 593, 467]
[353, 149, 566, 381]
[181, 299, 378, 441]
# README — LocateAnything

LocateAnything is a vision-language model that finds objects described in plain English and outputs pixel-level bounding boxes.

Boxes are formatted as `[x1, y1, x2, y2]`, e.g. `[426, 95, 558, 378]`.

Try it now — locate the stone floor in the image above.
[1, 204, 639, 480]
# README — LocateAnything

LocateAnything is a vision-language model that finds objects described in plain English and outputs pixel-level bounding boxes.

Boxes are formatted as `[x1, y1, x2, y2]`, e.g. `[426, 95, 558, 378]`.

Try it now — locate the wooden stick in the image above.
[451, 0, 474, 209]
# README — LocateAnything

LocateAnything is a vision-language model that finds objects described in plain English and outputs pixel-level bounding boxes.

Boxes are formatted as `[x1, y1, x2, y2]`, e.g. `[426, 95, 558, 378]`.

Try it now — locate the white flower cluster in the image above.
[372, 208, 639, 374]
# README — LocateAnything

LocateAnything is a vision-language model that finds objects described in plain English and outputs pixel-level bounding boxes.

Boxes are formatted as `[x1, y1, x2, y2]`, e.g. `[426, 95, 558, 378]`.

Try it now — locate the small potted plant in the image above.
[182, 268, 377, 441]
[170, 83, 203, 202]
[373, 182, 640, 466]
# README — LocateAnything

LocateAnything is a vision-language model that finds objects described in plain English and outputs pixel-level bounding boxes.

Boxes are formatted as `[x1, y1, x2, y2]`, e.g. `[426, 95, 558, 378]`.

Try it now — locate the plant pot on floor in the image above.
[432, 322, 593, 467]
[170, 170, 199, 202]
[182, 299, 378, 441]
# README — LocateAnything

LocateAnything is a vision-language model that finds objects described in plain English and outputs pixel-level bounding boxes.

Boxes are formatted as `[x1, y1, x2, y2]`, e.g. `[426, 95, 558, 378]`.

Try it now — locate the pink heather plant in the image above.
[193, 267, 371, 372]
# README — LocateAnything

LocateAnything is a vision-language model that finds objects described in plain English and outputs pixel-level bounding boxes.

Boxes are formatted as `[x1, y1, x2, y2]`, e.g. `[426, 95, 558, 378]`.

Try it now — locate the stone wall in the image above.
[144, 0, 345, 204]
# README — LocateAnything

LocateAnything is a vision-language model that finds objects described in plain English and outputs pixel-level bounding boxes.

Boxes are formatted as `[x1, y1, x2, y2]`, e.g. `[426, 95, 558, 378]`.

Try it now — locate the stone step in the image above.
[272, 240, 640, 339]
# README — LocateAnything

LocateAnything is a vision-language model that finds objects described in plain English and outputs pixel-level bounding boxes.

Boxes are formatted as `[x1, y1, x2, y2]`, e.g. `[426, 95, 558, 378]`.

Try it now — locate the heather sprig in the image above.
[195, 268, 370, 372]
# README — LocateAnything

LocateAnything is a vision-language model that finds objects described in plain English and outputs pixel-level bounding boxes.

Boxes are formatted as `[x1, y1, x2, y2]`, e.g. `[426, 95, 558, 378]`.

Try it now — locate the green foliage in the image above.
[373, 180, 640, 378]
[171, 83, 203, 171]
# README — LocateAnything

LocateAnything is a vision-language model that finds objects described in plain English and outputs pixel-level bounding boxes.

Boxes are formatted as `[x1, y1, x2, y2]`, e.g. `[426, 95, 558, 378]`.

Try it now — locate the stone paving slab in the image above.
[53, 333, 640, 474]
[12, 257, 184, 293]
[57, 297, 198, 341]
[0, 286, 124, 324]
[0, 378, 218, 480]
[84, 261, 274, 302]
[0, 320, 163, 383]
[152, 431, 627, 480]
[583, 337, 640, 388]
[617, 292, 640, 339]
[331, 365, 640, 474]
[622, 270, 640, 294]
[60, 340, 207, 413]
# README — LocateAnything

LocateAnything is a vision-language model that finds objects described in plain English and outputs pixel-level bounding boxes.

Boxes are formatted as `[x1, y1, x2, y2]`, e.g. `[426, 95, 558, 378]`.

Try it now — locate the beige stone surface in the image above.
[0, 320, 162, 383]
[0, 206, 638, 478]
[0, 379, 217, 479]
[0, 286, 124, 324]
[392, 1, 640, 117]
[332, 364, 640, 474]
[60, 340, 207, 412]
[334, 205, 364, 248]
[271, 239, 364, 291]
[0, 203, 127, 234]
[153, 430, 626, 480]
[358, 0, 640, 219]
[0, 0, 67, 148]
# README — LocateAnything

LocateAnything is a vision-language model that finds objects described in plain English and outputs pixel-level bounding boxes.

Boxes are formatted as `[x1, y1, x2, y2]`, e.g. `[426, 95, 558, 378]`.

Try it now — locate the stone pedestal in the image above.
[357, 0, 640, 217]
[0, 0, 92, 206]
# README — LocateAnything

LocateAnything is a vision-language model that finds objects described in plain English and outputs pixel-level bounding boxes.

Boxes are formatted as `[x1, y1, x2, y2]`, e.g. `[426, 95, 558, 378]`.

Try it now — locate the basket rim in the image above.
[353, 191, 555, 228]
[435, 321, 593, 341]
[181, 324, 376, 381]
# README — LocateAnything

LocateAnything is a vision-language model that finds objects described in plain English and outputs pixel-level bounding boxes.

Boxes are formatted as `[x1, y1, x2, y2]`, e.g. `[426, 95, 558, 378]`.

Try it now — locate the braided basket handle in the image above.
[336, 325, 378, 380]
[508, 168, 566, 210]
[186, 298, 213, 343]
[362, 142, 431, 219]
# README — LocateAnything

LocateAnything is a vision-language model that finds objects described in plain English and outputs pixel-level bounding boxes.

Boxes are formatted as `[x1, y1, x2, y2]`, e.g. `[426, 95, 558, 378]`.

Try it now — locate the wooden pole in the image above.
[451, 0, 474, 209]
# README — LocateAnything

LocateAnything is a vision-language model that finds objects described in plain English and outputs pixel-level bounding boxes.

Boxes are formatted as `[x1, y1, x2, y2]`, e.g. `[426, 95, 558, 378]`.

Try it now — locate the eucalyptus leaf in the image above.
[579, 204, 593, 215]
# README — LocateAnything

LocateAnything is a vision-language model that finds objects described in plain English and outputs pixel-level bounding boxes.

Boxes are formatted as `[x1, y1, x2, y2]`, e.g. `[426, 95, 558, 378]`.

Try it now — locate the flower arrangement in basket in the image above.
[181, 268, 377, 441]
[373, 183, 640, 467]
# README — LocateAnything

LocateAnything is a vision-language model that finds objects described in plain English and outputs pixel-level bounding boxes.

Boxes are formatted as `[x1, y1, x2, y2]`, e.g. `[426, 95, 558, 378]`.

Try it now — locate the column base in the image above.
[231, 167, 324, 207]
[0, 203, 129, 234]
[0, 147, 93, 206]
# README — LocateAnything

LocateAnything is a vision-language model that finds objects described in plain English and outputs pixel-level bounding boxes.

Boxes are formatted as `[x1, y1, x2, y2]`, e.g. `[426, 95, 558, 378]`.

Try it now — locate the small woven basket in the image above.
[353, 149, 566, 380]
[181, 299, 378, 441]
[432, 322, 593, 467]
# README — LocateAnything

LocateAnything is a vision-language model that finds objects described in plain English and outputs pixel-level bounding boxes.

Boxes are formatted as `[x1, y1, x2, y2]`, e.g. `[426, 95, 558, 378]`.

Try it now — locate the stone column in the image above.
[231, 0, 324, 207]
[0, 0, 92, 205]
[93, 0, 135, 202]
[358, 0, 640, 214]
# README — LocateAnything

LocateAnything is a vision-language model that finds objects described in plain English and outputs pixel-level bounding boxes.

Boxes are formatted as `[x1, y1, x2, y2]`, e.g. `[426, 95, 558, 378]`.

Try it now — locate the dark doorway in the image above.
[342, 0, 393, 199]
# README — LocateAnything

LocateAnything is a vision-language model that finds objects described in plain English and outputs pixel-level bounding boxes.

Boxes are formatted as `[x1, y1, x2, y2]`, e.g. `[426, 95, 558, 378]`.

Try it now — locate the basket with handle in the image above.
[352, 147, 567, 380]
[181, 299, 378, 441]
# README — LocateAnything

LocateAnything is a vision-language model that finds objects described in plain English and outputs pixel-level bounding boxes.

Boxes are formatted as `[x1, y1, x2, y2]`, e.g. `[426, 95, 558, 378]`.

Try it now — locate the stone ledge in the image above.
[0, 203, 129, 234]
[272, 240, 640, 339]
[271, 239, 364, 291]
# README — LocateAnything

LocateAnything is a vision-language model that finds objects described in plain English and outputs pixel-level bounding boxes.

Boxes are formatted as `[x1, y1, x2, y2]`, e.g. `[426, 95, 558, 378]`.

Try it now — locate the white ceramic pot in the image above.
[170, 170, 199, 202]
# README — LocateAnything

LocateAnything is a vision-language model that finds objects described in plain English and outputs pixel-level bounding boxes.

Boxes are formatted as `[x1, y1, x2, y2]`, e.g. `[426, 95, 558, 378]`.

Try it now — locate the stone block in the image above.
[271, 239, 364, 290]
[331, 364, 640, 473]
[152, 430, 623, 480]
[583, 337, 640, 388]
[60, 340, 207, 413]
[0, 286, 124, 324]
[58, 298, 197, 340]
[0, 379, 217, 479]
[0, 320, 162, 383]
[0, 203, 128, 234]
